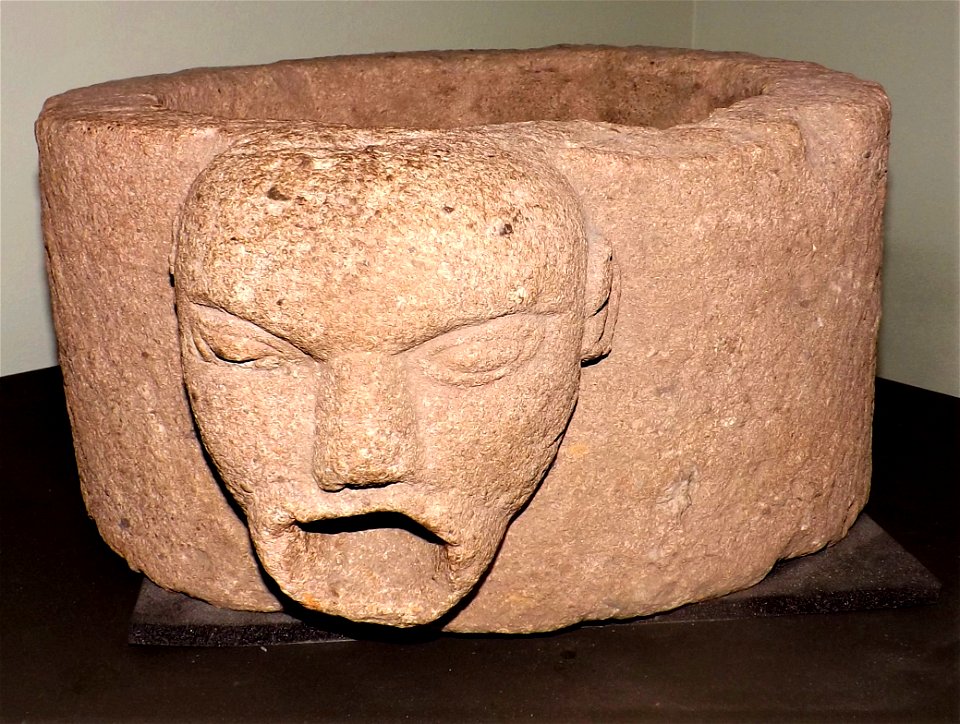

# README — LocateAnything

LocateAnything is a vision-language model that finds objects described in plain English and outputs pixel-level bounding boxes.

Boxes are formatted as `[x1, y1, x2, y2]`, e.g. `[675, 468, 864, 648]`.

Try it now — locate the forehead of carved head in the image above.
[176, 134, 590, 343]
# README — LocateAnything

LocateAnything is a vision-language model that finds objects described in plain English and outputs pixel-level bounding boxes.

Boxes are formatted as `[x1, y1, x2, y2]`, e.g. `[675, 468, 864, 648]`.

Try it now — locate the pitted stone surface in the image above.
[37, 45, 889, 633]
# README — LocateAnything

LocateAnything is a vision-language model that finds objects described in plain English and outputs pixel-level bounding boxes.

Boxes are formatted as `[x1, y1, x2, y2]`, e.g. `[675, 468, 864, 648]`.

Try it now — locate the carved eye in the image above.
[189, 306, 297, 370]
[419, 317, 545, 387]
[193, 328, 283, 369]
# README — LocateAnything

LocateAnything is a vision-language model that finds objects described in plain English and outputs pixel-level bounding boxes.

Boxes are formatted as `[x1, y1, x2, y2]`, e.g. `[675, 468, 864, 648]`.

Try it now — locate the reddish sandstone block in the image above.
[36, 46, 888, 632]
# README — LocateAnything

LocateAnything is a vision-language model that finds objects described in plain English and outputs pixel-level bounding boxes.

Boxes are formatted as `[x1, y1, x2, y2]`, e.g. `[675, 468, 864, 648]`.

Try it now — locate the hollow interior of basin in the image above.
[159, 49, 760, 130]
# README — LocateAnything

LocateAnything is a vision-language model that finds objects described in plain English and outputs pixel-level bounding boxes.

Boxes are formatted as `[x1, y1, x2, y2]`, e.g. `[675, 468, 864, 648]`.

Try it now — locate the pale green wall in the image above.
[0, 0, 693, 377]
[693, 0, 960, 396]
[2, 1, 958, 396]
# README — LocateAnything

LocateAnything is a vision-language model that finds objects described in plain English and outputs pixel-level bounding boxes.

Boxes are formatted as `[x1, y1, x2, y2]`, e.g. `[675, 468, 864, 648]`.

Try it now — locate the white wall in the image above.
[693, 0, 959, 396]
[2, 1, 958, 396]
[0, 0, 692, 377]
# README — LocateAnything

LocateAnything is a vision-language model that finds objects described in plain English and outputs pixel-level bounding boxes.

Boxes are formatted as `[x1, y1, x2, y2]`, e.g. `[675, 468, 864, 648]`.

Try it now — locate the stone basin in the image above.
[36, 45, 889, 633]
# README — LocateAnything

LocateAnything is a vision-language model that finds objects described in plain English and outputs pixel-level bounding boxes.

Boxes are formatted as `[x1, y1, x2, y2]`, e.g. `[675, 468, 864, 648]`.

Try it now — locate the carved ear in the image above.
[581, 232, 621, 362]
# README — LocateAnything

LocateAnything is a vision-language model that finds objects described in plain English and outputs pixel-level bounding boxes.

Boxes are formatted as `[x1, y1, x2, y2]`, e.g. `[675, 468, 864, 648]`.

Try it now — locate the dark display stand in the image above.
[2, 369, 957, 721]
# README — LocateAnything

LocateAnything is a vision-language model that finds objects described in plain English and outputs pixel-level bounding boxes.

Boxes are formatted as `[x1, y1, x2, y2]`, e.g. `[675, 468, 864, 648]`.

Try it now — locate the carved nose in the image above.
[313, 352, 417, 491]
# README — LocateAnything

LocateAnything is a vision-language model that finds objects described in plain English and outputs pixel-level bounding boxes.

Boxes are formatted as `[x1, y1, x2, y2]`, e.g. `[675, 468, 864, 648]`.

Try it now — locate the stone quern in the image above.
[36, 46, 889, 633]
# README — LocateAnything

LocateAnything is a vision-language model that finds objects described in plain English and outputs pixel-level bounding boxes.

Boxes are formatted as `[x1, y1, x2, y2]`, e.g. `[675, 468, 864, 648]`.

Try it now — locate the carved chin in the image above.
[249, 512, 495, 627]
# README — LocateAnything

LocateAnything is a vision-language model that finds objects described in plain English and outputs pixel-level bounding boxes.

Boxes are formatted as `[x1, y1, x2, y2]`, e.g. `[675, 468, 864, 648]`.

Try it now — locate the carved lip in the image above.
[270, 484, 465, 551]
[292, 509, 457, 552]
[295, 511, 448, 546]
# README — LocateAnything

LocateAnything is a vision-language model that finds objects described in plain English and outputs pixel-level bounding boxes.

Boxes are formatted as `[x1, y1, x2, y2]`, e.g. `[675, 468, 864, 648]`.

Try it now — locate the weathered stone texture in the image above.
[37, 46, 889, 633]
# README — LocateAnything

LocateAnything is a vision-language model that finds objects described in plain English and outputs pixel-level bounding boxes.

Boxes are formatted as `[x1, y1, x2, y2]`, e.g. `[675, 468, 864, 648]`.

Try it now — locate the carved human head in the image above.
[174, 131, 618, 626]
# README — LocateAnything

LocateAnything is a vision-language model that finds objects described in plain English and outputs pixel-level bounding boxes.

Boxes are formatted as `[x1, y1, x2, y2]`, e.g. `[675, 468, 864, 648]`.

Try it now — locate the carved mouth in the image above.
[295, 511, 449, 547]
[249, 501, 487, 627]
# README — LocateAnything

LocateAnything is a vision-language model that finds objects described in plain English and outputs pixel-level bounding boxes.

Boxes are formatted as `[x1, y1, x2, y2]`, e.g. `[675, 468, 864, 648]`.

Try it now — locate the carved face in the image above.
[175, 135, 613, 626]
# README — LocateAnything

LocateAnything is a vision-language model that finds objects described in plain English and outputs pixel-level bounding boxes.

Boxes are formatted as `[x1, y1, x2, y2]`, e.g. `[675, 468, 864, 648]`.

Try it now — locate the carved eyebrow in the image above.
[404, 310, 559, 353]
[432, 310, 551, 338]
[185, 302, 560, 359]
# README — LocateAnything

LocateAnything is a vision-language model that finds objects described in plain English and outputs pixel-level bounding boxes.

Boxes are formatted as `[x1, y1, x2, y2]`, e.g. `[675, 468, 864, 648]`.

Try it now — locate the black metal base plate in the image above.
[129, 514, 940, 647]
